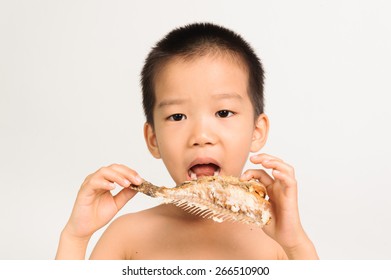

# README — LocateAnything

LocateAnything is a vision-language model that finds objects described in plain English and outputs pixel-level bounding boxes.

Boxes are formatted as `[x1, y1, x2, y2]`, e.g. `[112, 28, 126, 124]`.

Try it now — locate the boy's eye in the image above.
[168, 113, 187, 121]
[216, 110, 234, 118]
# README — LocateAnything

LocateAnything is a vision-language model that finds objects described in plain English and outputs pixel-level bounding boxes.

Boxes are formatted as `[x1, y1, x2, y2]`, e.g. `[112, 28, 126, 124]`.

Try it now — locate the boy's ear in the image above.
[144, 122, 161, 159]
[250, 113, 269, 152]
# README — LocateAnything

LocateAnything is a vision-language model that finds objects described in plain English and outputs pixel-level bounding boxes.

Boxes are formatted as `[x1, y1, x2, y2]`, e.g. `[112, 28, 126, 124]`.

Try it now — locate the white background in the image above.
[1, 0, 390, 259]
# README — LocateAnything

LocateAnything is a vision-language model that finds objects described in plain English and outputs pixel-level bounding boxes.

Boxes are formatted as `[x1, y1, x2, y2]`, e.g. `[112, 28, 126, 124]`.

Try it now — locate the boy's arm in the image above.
[281, 232, 318, 260]
[242, 154, 319, 260]
[55, 164, 142, 259]
[56, 229, 91, 259]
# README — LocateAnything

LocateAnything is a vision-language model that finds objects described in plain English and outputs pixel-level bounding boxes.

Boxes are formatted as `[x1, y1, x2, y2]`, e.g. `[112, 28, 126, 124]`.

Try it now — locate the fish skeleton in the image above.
[130, 175, 271, 227]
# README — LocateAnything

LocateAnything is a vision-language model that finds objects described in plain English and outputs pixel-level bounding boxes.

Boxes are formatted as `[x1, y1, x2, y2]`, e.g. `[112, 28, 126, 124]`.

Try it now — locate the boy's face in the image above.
[144, 54, 268, 185]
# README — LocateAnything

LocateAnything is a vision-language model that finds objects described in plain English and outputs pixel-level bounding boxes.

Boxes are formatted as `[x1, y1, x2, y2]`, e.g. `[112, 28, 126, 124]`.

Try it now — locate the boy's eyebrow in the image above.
[212, 92, 243, 100]
[157, 92, 243, 109]
[157, 98, 186, 108]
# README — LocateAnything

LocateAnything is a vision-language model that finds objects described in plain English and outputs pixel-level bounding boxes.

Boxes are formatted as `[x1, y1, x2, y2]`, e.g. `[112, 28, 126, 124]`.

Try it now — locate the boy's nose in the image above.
[188, 119, 217, 147]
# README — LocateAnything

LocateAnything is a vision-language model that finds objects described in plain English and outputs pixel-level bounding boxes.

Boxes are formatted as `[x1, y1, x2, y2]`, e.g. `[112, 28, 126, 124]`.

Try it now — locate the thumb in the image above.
[113, 188, 137, 211]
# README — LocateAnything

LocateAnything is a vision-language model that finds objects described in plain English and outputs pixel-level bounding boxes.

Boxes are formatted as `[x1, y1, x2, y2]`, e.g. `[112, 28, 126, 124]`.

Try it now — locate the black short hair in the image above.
[141, 22, 265, 127]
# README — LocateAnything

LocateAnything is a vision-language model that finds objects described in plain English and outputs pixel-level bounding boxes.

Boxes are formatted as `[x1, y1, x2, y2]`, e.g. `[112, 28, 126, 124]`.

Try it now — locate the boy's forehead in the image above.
[152, 54, 251, 109]
[154, 54, 249, 92]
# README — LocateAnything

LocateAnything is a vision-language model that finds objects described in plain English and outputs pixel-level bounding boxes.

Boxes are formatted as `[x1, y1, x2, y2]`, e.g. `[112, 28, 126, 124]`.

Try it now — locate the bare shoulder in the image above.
[89, 204, 179, 259]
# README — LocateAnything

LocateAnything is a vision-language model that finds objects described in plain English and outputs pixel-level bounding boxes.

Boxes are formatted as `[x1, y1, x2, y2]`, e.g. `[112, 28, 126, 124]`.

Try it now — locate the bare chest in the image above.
[129, 222, 280, 260]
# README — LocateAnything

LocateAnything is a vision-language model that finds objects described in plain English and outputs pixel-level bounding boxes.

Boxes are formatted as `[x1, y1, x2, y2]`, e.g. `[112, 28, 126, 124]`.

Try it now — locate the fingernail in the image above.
[124, 179, 131, 187]
[134, 175, 143, 185]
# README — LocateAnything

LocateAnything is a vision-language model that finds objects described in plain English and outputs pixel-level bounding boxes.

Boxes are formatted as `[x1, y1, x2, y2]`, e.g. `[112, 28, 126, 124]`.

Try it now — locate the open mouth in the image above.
[188, 163, 221, 180]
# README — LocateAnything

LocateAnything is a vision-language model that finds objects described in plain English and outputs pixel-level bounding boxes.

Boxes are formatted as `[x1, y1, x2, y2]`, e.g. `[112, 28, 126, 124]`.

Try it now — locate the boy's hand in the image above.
[241, 153, 318, 259]
[63, 164, 142, 241]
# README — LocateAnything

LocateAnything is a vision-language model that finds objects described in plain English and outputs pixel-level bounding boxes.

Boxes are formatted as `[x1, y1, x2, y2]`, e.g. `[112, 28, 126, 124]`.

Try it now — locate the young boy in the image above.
[56, 23, 318, 260]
